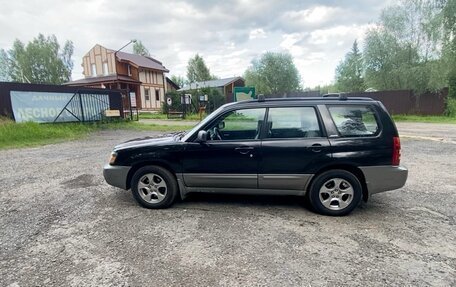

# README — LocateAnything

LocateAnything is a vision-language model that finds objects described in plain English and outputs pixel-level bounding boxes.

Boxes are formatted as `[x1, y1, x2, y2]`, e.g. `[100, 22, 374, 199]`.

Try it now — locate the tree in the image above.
[363, 0, 446, 94]
[170, 75, 186, 88]
[439, 0, 456, 114]
[314, 83, 337, 94]
[133, 41, 150, 57]
[441, 0, 456, 98]
[0, 49, 11, 81]
[0, 34, 73, 84]
[244, 52, 301, 95]
[335, 41, 366, 92]
[186, 54, 212, 83]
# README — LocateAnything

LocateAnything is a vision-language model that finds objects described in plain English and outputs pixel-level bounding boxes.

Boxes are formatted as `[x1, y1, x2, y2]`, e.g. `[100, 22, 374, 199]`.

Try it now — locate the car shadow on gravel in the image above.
[109, 188, 395, 217]
[183, 193, 399, 217]
[181, 193, 307, 208]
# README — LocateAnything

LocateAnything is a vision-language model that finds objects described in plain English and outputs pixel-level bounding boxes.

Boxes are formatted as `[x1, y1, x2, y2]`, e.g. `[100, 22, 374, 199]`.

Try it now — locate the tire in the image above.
[308, 169, 362, 216]
[131, 165, 178, 209]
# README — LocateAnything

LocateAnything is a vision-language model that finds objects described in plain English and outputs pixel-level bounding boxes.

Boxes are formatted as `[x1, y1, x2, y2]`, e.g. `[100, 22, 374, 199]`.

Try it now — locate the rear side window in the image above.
[266, 107, 322, 138]
[328, 105, 379, 137]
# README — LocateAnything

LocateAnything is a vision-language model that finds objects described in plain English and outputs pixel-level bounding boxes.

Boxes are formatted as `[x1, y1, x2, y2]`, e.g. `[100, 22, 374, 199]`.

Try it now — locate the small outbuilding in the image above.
[178, 77, 245, 102]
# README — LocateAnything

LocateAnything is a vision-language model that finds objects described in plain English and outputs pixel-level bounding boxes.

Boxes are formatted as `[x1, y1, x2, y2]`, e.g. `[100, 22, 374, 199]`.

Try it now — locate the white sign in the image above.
[10, 91, 110, 123]
[181, 94, 192, 105]
[105, 109, 120, 117]
[10, 91, 75, 123]
[130, 92, 137, 107]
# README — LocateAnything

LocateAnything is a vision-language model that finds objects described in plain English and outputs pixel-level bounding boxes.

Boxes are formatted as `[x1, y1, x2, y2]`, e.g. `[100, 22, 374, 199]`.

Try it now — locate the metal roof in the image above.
[166, 77, 180, 90]
[115, 51, 169, 72]
[64, 75, 141, 85]
[179, 77, 244, 91]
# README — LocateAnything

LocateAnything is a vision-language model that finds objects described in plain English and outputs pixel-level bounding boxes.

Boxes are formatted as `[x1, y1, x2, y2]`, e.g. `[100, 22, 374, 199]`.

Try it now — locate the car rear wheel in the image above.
[308, 169, 362, 216]
[131, 166, 178, 209]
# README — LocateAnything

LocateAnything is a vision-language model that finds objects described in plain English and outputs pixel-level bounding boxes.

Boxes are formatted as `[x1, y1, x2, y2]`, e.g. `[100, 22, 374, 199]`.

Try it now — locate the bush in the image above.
[161, 91, 182, 114]
[445, 97, 456, 117]
[448, 74, 456, 100]
[202, 87, 225, 113]
[162, 88, 226, 115]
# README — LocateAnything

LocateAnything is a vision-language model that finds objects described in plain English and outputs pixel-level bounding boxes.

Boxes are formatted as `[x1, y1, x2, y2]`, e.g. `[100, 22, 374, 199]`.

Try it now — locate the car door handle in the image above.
[309, 143, 324, 153]
[235, 147, 254, 154]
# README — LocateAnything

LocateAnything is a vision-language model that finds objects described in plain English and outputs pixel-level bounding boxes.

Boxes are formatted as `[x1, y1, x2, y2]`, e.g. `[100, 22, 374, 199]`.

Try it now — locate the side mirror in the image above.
[196, 130, 208, 143]
[218, 121, 225, 130]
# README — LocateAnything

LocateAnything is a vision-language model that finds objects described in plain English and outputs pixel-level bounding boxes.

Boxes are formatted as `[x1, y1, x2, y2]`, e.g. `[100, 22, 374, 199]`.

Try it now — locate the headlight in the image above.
[109, 152, 117, 165]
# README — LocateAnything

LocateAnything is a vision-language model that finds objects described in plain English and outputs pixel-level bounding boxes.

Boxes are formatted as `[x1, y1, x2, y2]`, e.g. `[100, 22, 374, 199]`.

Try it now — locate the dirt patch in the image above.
[62, 174, 99, 189]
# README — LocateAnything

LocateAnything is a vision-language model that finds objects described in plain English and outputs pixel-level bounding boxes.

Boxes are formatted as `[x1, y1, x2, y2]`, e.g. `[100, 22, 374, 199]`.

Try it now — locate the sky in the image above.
[0, 0, 394, 88]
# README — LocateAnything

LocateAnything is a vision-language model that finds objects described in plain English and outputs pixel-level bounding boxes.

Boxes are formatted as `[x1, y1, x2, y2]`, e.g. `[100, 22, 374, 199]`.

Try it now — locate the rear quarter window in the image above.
[328, 105, 380, 137]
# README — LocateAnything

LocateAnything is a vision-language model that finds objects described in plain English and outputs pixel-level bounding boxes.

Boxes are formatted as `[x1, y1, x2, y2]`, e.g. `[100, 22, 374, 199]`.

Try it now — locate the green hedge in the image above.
[162, 88, 225, 115]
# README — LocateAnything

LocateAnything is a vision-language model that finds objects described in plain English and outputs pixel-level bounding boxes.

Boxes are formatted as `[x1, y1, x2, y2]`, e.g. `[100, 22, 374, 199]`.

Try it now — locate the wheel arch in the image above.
[308, 164, 369, 202]
[126, 160, 177, 190]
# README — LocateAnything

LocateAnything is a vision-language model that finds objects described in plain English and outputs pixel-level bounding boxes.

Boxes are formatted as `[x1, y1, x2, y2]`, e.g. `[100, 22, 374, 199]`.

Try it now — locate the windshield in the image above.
[181, 105, 226, 142]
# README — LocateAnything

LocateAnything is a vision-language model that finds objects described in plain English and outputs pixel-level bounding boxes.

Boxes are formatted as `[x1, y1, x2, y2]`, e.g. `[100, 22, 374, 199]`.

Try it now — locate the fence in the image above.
[266, 88, 448, 115]
[344, 89, 448, 115]
[0, 82, 125, 122]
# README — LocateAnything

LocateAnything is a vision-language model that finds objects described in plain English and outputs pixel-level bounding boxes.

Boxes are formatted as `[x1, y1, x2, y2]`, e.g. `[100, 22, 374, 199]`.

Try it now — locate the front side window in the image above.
[328, 105, 379, 137]
[205, 108, 266, 141]
[266, 107, 322, 138]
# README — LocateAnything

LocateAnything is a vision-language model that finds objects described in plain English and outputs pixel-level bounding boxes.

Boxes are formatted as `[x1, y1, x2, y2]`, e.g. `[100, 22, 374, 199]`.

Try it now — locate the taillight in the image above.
[392, 136, 401, 166]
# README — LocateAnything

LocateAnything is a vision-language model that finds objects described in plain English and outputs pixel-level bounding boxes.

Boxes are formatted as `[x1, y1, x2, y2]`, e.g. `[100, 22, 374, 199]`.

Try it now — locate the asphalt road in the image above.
[0, 123, 455, 286]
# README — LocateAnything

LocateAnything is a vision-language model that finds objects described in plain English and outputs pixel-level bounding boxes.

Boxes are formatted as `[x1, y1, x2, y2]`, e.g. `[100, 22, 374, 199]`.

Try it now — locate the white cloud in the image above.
[283, 6, 342, 26]
[310, 24, 371, 45]
[280, 33, 308, 57]
[249, 28, 266, 40]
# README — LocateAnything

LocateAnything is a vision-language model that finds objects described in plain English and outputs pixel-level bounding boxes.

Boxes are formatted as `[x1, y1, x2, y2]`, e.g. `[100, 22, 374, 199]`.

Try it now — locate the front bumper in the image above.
[103, 164, 131, 190]
[359, 165, 408, 196]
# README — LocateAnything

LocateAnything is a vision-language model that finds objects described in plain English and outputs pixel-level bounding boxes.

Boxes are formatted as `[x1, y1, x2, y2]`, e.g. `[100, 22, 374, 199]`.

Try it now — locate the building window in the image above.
[103, 62, 108, 76]
[145, 88, 150, 101]
[155, 89, 160, 101]
[127, 65, 132, 76]
[91, 64, 96, 76]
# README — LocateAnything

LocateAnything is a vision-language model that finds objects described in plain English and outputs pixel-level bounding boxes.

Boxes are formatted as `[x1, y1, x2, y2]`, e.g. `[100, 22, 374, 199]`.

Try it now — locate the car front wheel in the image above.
[131, 165, 178, 209]
[308, 169, 362, 216]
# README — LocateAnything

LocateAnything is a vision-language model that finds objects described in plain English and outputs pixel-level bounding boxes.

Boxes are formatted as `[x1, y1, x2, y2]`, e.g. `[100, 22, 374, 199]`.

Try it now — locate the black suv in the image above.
[104, 96, 407, 216]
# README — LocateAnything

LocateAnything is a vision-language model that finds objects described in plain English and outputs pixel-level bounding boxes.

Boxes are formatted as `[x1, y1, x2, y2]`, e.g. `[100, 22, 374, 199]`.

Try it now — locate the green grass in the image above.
[139, 112, 203, 121]
[138, 112, 168, 119]
[0, 119, 194, 150]
[132, 123, 194, 132]
[392, 115, 456, 124]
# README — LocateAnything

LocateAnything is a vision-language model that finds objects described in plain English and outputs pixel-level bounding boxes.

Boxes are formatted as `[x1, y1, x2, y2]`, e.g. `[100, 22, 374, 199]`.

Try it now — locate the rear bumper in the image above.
[359, 165, 408, 196]
[103, 164, 131, 190]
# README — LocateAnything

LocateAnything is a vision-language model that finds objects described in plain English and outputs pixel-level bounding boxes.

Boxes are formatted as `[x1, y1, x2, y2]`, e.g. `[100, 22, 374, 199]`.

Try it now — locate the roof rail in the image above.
[243, 96, 374, 103]
[322, 93, 347, 100]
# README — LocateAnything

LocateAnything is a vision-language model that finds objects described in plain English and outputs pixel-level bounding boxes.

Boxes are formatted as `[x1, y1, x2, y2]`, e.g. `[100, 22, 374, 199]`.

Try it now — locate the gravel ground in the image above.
[0, 123, 455, 287]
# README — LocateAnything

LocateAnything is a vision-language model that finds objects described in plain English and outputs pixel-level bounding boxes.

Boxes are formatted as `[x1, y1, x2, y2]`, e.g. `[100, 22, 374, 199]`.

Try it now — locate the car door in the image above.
[182, 107, 266, 189]
[258, 106, 332, 191]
